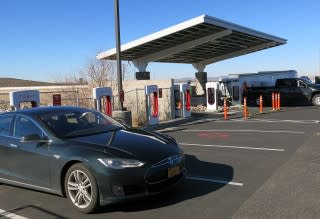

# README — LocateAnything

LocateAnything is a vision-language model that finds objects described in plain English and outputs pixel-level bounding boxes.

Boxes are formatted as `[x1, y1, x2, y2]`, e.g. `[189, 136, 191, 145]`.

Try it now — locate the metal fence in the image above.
[0, 87, 175, 126]
[112, 87, 174, 126]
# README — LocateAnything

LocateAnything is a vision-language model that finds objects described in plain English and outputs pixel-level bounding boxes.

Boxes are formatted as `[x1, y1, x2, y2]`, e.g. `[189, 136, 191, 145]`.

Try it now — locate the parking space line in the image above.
[0, 209, 29, 219]
[216, 119, 320, 124]
[186, 176, 244, 187]
[183, 129, 304, 134]
[180, 143, 285, 152]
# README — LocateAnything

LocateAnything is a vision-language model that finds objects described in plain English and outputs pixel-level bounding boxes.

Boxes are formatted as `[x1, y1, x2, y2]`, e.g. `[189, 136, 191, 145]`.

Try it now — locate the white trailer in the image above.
[219, 70, 297, 105]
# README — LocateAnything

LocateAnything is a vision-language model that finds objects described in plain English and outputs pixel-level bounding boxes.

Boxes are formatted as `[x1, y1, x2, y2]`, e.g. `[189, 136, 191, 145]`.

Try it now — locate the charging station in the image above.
[93, 87, 113, 117]
[174, 83, 191, 118]
[9, 90, 40, 111]
[206, 82, 220, 111]
[145, 85, 159, 125]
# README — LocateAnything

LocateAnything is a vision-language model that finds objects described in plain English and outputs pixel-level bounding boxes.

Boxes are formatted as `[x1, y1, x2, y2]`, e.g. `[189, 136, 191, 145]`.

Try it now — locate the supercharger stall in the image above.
[93, 87, 113, 117]
[9, 90, 40, 111]
[206, 82, 220, 111]
[174, 83, 191, 118]
[145, 85, 159, 125]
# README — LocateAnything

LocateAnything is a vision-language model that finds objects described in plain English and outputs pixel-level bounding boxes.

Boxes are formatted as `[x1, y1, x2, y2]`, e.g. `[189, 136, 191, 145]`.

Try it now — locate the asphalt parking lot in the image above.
[1, 106, 320, 219]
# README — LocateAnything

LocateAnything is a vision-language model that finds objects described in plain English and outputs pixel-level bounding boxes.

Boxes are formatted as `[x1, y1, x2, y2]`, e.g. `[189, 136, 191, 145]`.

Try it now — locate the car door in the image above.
[277, 79, 297, 105]
[296, 80, 312, 104]
[8, 115, 51, 189]
[0, 115, 14, 178]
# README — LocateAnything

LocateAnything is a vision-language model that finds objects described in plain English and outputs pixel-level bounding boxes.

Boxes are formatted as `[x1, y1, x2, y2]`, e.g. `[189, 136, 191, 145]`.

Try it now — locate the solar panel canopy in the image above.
[97, 15, 286, 68]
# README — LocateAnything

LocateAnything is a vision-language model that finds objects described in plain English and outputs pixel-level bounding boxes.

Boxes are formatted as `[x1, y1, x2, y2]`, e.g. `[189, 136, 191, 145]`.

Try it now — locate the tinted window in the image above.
[39, 109, 120, 138]
[233, 86, 240, 101]
[14, 116, 43, 138]
[277, 79, 297, 88]
[298, 80, 307, 88]
[0, 115, 13, 136]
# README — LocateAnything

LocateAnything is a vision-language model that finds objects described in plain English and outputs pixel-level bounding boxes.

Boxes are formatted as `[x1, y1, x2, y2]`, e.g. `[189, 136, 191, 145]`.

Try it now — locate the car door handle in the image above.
[9, 143, 18, 148]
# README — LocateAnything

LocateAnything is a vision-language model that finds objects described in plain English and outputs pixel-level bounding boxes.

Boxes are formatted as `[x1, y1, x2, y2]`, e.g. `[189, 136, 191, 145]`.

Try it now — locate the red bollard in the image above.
[272, 92, 275, 111]
[277, 92, 281, 110]
[243, 97, 248, 120]
[275, 92, 278, 110]
[259, 95, 263, 113]
[275, 92, 279, 110]
[224, 98, 228, 120]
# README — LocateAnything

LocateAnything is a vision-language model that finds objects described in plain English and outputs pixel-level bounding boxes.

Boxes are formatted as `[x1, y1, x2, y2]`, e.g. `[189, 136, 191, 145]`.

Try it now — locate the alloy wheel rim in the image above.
[67, 170, 92, 209]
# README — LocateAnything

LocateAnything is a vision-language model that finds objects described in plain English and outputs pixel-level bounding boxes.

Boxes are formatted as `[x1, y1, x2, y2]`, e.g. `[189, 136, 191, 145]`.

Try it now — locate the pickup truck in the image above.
[245, 78, 320, 106]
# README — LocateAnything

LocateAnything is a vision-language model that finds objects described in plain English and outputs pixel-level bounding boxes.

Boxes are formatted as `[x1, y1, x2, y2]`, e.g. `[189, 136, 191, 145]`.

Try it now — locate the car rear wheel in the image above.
[65, 163, 99, 213]
[312, 94, 320, 106]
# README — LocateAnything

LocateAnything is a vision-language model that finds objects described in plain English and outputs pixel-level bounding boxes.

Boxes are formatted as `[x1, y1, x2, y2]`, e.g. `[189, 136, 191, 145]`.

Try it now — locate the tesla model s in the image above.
[0, 106, 185, 213]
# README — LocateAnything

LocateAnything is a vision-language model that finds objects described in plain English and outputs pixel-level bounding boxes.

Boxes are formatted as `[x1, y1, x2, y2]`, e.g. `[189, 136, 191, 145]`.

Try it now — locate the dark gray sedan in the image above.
[0, 106, 185, 213]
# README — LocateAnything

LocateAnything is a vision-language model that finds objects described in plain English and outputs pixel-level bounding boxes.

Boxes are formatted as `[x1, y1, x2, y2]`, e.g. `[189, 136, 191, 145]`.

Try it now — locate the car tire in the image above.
[64, 163, 99, 213]
[312, 94, 320, 106]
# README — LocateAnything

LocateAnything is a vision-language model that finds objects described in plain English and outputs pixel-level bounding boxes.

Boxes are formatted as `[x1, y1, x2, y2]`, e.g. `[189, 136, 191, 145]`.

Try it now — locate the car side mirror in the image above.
[20, 134, 51, 143]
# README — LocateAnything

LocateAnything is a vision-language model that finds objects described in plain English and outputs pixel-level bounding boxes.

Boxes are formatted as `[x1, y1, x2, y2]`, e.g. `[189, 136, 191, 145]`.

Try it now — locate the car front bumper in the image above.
[96, 156, 186, 206]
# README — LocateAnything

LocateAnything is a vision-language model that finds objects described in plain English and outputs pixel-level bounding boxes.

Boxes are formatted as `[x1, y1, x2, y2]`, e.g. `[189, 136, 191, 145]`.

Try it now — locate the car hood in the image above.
[309, 84, 320, 90]
[68, 128, 181, 163]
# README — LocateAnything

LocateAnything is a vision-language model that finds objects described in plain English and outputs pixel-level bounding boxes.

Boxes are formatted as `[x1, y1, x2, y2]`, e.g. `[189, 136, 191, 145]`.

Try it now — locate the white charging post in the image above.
[145, 85, 159, 125]
[206, 82, 220, 111]
[93, 87, 113, 117]
[9, 90, 40, 111]
[174, 83, 191, 118]
[180, 83, 191, 118]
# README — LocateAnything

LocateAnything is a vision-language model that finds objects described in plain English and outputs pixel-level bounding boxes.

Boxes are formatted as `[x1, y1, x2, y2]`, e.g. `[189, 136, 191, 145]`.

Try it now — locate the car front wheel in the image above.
[312, 94, 320, 106]
[65, 163, 99, 213]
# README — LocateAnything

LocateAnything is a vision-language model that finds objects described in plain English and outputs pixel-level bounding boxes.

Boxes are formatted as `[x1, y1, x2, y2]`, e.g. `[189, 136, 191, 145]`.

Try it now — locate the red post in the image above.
[272, 92, 275, 111]
[224, 98, 227, 120]
[277, 92, 280, 110]
[243, 97, 248, 120]
[259, 95, 263, 113]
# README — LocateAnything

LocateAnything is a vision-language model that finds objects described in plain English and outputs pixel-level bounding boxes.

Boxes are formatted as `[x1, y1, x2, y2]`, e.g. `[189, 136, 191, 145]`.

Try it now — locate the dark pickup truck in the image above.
[245, 78, 320, 106]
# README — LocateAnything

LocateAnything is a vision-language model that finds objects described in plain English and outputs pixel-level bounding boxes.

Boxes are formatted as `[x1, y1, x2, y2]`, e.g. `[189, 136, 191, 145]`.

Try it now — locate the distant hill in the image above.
[0, 78, 79, 87]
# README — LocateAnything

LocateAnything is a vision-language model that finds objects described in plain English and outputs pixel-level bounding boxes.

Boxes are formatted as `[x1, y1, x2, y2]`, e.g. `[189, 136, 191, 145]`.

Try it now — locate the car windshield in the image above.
[39, 109, 121, 138]
[300, 77, 312, 85]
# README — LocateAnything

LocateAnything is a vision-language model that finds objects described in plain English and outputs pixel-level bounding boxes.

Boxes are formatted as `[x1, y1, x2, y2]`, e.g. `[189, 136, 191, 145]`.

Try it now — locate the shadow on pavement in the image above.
[98, 154, 234, 213]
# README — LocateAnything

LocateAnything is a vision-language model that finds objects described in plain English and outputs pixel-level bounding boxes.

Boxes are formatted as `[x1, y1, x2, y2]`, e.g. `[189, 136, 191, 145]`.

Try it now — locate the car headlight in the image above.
[98, 158, 144, 169]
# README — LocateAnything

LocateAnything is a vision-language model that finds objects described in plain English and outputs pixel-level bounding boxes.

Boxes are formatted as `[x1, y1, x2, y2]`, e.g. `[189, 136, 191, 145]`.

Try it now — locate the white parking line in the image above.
[216, 119, 320, 124]
[253, 119, 320, 124]
[186, 176, 244, 187]
[179, 143, 285, 152]
[0, 209, 28, 219]
[183, 129, 304, 134]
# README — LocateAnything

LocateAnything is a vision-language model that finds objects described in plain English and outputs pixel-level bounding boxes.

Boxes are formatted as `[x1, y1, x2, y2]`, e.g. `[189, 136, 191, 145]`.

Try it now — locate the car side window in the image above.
[298, 80, 307, 88]
[14, 116, 44, 138]
[0, 115, 13, 136]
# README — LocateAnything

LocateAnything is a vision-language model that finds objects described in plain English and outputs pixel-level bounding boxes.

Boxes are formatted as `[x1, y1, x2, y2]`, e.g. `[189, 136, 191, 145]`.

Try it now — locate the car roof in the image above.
[1, 106, 90, 117]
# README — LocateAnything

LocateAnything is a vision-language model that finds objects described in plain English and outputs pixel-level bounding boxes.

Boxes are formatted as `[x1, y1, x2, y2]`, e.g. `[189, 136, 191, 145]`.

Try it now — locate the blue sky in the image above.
[0, 0, 319, 82]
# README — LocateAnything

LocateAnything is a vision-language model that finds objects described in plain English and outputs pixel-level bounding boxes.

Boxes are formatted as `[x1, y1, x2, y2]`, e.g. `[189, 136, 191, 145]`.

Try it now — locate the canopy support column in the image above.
[193, 63, 207, 95]
[132, 61, 150, 80]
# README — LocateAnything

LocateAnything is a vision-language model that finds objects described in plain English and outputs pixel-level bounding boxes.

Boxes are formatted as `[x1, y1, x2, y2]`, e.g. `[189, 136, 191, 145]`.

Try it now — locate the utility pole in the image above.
[114, 0, 124, 110]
